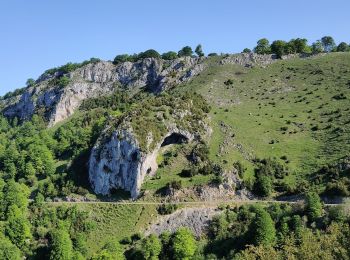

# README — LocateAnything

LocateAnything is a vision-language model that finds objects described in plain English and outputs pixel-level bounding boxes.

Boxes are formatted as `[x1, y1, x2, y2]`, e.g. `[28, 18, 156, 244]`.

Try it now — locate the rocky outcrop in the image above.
[1, 57, 205, 126]
[89, 127, 195, 199]
[220, 53, 313, 68]
[144, 207, 221, 238]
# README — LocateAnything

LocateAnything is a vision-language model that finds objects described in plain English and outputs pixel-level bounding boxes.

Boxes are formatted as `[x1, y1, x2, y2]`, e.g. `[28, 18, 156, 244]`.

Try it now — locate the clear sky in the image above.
[1, 0, 350, 96]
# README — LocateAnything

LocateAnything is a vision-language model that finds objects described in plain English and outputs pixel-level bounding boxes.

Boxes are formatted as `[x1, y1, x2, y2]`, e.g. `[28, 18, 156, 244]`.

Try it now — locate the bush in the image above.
[168, 181, 182, 190]
[138, 49, 161, 59]
[178, 46, 193, 57]
[242, 48, 252, 53]
[271, 40, 287, 58]
[57, 76, 70, 88]
[162, 51, 178, 60]
[233, 161, 246, 178]
[172, 227, 197, 260]
[224, 79, 234, 86]
[254, 174, 272, 197]
[337, 42, 349, 52]
[113, 54, 132, 64]
[157, 204, 178, 215]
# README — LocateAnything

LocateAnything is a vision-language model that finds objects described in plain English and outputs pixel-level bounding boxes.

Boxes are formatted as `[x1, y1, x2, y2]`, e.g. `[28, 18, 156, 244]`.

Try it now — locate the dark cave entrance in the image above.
[161, 133, 188, 147]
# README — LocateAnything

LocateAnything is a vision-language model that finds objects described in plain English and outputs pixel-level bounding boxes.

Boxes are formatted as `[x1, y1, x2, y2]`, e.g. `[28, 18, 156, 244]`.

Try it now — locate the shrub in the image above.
[168, 181, 182, 190]
[113, 54, 131, 64]
[157, 204, 178, 215]
[337, 42, 349, 52]
[138, 49, 161, 59]
[172, 228, 197, 260]
[233, 161, 246, 178]
[178, 46, 193, 57]
[254, 174, 272, 197]
[161, 51, 178, 60]
[57, 76, 70, 88]
[224, 79, 234, 86]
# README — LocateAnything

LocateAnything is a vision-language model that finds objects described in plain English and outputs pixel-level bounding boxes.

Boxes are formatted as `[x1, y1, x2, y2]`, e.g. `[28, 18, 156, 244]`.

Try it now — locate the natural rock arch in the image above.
[161, 132, 189, 147]
[89, 129, 195, 199]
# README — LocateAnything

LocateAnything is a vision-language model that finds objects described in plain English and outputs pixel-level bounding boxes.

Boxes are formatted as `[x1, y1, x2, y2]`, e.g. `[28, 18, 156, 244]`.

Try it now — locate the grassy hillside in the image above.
[173, 53, 350, 192]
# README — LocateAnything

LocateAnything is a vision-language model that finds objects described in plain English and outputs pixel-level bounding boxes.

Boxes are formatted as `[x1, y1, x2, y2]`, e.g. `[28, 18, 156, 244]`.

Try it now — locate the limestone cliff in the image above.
[89, 128, 195, 198]
[88, 93, 211, 198]
[1, 57, 205, 126]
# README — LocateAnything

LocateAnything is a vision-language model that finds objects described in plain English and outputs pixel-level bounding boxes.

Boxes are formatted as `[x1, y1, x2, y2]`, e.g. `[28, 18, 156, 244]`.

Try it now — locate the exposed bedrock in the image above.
[1, 57, 205, 126]
[89, 128, 195, 199]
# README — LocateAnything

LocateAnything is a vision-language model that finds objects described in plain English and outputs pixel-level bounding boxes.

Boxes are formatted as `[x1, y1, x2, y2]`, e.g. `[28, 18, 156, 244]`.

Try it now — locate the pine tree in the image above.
[305, 192, 322, 221]
[5, 205, 31, 249]
[251, 208, 276, 246]
[50, 227, 73, 260]
[195, 44, 204, 57]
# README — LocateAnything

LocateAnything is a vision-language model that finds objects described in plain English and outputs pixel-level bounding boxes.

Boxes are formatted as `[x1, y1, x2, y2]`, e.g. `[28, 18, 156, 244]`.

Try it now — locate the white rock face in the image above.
[1, 57, 205, 126]
[89, 128, 195, 198]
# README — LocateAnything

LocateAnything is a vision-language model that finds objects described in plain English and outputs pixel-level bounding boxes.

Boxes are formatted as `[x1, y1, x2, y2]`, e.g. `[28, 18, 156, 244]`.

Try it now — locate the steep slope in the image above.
[1, 57, 204, 126]
[89, 93, 211, 198]
[178, 52, 350, 192]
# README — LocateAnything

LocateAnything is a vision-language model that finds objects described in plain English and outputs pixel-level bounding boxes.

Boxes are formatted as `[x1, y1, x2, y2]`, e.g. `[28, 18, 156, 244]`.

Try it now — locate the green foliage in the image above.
[0, 236, 21, 260]
[79, 90, 130, 112]
[172, 227, 197, 260]
[178, 46, 193, 57]
[312, 40, 324, 53]
[161, 51, 178, 60]
[42, 59, 96, 78]
[252, 158, 288, 196]
[113, 49, 161, 65]
[337, 42, 349, 52]
[288, 38, 309, 53]
[92, 240, 125, 260]
[321, 36, 336, 52]
[26, 78, 35, 87]
[5, 205, 31, 250]
[49, 227, 73, 260]
[254, 174, 272, 197]
[157, 203, 178, 215]
[113, 54, 134, 64]
[139, 234, 162, 260]
[195, 44, 204, 57]
[305, 192, 323, 221]
[254, 38, 271, 54]
[57, 76, 70, 88]
[251, 208, 276, 246]
[4, 180, 29, 214]
[138, 49, 161, 59]
[242, 48, 251, 53]
[271, 40, 287, 58]
[0, 87, 26, 100]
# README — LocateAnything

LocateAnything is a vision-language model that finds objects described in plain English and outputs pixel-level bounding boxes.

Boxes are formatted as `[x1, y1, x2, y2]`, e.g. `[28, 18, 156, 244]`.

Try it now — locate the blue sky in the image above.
[1, 0, 350, 96]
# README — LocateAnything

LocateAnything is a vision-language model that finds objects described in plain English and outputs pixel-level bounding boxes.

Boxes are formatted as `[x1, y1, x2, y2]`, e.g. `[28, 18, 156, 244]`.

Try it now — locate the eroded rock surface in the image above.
[1, 57, 205, 126]
[89, 128, 195, 198]
[144, 207, 221, 237]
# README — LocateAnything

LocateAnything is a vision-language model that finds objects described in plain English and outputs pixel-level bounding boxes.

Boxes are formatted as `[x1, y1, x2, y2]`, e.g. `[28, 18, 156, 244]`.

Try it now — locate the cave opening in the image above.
[161, 133, 188, 147]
